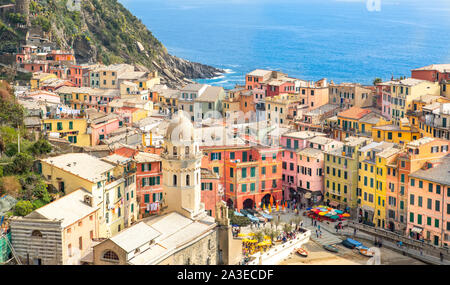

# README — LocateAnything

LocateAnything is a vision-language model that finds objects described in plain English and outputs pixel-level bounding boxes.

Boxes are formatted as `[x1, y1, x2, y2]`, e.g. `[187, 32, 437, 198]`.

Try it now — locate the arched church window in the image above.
[186, 174, 190, 186]
[173, 175, 177, 186]
[31, 230, 43, 238]
[102, 250, 119, 261]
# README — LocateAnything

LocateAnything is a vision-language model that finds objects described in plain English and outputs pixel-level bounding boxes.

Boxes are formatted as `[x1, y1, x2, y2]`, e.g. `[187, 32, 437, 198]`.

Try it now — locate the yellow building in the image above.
[42, 117, 91, 146]
[324, 136, 372, 213]
[358, 142, 401, 228]
[39, 153, 126, 238]
[372, 118, 420, 144]
[99, 64, 134, 89]
[335, 107, 382, 140]
[380, 78, 440, 125]
[30, 72, 57, 90]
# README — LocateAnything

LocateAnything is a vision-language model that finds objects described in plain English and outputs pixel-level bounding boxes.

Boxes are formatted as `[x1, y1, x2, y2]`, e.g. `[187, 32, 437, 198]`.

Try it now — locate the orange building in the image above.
[202, 145, 282, 211]
[385, 137, 450, 235]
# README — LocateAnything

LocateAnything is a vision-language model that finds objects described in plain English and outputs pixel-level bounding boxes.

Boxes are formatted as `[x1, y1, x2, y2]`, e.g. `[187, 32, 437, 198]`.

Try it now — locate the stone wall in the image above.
[10, 217, 63, 265]
[159, 229, 218, 265]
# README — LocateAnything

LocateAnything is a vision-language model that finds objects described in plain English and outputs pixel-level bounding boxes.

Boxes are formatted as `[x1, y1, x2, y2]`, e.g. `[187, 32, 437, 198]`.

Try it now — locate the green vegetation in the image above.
[373, 78, 382, 85]
[7, 0, 166, 68]
[228, 210, 251, 227]
[13, 200, 33, 216]
[0, 81, 53, 216]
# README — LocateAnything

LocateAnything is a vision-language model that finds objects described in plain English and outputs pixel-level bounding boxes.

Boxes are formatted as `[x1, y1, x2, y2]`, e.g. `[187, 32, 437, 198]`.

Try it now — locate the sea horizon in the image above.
[120, 0, 450, 88]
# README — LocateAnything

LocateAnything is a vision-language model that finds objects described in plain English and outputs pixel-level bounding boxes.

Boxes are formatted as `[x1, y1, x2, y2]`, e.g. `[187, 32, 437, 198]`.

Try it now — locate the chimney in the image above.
[84, 195, 93, 207]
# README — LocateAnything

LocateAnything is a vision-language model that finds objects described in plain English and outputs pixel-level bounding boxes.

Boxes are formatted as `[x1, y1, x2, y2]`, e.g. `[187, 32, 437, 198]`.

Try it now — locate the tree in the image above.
[4, 152, 34, 175]
[230, 215, 251, 227]
[254, 230, 265, 243]
[264, 228, 280, 245]
[373, 78, 382, 86]
[14, 200, 33, 216]
[29, 139, 52, 156]
[283, 223, 292, 234]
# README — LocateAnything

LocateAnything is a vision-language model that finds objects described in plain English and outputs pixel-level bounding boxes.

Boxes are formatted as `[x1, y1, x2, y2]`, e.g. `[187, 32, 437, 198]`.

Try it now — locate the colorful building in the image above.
[380, 78, 440, 125]
[408, 154, 450, 247]
[329, 83, 374, 109]
[357, 142, 401, 228]
[42, 117, 90, 146]
[372, 118, 420, 144]
[324, 136, 371, 214]
[39, 153, 125, 238]
[202, 145, 282, 211]
[385, 137, 450, 235]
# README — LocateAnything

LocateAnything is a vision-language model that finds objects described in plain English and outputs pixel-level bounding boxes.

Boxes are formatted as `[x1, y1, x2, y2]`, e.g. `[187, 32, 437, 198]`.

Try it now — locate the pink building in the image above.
[297, 148, 324, 206]
[280, 131, 327, 201]
[407, 155, 450, 247]
[200, 168, 221, 217]
[90, 114, 120, 145]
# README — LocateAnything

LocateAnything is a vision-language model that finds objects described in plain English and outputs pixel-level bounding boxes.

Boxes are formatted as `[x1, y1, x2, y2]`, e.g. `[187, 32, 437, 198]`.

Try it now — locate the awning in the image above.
[261, 213, 273, 220]
[329, 201, 339, 207]
[411, 227, 423, 234]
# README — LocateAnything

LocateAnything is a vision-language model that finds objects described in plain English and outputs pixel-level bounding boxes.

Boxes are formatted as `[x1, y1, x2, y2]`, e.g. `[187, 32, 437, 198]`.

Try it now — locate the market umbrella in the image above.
[330, 215, 339, 219]
[334, 210, 344, 214]
[319, 212, 327, 216]
[325, 213, 333, 217]
[318, 205, 327, 208]
[342, 213, 351, 218]
[319, 208, 328, 212]
[311, 209, 320, 214]
[306, 207, 312, 211]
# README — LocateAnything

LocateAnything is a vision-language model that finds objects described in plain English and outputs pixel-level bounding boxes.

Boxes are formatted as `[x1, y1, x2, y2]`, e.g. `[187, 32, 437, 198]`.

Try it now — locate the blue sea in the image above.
[120, 0, 450, 89]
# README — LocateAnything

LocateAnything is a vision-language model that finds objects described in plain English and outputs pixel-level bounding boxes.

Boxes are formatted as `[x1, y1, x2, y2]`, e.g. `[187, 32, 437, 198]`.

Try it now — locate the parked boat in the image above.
[342, 240, 355, 249]
[323, 244, 339, 253]
[345, 238, 362, 248]
[359, 247, 375, 257]
[295, 247, 308, 257]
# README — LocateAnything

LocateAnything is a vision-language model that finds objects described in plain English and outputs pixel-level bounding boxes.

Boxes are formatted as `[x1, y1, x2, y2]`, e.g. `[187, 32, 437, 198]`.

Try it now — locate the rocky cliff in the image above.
[1, 0, 223, 87]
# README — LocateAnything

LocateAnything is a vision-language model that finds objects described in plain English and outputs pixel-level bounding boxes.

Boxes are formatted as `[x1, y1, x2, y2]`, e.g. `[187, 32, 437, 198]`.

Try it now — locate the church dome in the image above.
[165, 112, 194, 143]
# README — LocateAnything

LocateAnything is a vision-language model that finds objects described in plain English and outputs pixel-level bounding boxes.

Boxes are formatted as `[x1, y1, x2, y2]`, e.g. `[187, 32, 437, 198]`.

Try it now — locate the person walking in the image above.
[318, 224, 321, 231]
[353, 228, 357, 237]
[440, 252, 444, 262]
